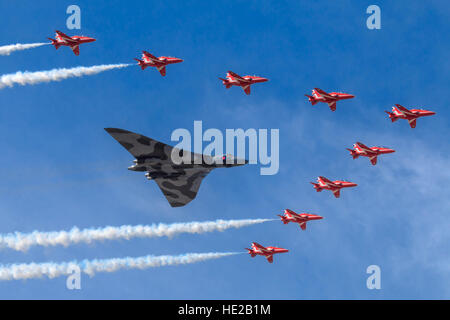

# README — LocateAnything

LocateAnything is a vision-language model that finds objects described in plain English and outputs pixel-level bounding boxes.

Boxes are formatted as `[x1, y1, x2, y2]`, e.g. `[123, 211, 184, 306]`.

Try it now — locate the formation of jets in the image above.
[40, 30, 437, 264]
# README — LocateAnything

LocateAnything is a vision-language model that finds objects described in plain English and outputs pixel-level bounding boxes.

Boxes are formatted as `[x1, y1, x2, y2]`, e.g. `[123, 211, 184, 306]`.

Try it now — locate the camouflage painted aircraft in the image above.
[105, 128, 247, 207]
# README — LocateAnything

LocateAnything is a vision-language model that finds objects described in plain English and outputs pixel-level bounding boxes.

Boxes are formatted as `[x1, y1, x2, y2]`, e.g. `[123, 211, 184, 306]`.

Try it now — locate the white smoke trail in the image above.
[0, 63, 131, 89]
[0, 252, 239, 281]
[0, 219, 275, 251]
[0, 42, 49, 56]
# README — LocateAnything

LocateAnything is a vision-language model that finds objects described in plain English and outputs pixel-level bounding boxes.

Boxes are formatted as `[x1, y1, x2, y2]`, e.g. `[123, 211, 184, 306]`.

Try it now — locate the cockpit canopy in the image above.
[213, 153, 236, 164]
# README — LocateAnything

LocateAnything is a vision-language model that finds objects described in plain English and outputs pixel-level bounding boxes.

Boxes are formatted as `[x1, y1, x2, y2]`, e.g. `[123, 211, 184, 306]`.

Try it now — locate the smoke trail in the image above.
[0, 252, 239, 281]
[0, 219, 274, 251]
[0, 63, 131, 89]
[0, 42, 49, 56]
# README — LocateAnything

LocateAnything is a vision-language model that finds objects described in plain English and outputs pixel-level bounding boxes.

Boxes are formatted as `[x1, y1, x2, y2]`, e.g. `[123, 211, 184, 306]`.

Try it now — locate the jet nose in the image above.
[313, 215, 324, 220]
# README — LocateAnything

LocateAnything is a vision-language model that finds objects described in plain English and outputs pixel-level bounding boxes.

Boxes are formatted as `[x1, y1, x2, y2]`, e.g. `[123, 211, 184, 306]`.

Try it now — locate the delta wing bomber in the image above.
[105, 128, 247, 207]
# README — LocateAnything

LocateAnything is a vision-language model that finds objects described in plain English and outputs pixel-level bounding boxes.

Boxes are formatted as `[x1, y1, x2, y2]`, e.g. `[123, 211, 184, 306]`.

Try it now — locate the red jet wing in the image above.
[395, 104, 415, 116]
[55, 30, 77, 43]
[327, 101, 337, 111]
[71, 45, 80, 56]
[142, 51, 158, 61]
[332, 189, 341, 198]
[314, 88, 335, 99]
[228, 71, 251, 82]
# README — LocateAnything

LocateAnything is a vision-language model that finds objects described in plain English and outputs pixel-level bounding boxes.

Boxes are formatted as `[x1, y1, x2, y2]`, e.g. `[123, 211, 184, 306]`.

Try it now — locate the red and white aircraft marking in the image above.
[278, 209, 323, 230]
[245, 242, 288, 263]
[310, 176, 357, 198]
[134, 51, 183, 76]
[219, 71, 268, 95]
[347, 142, 395, 165]
[385, 104, 435, 128]
[305, 88, 355, 111]
[48, 30, 96, 56]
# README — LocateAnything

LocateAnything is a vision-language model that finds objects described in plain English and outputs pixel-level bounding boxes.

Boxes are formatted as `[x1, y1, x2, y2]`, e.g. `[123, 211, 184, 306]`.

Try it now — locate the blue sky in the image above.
[0, 0, 449, 299]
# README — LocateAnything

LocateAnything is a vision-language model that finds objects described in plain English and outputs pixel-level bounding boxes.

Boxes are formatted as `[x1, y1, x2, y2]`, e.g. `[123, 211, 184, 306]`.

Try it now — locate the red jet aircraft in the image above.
[311, 176, 357, 198]
[219, 71, 268, 95]
[134, 51, 183, 76]
[48, 30, 96, 56]
[245, 242, 288, 263]
[385, 104, 435, 128]
[347, 142, 395, 165]
[278, 209, 323, 230]
[305, 88, 355, 111]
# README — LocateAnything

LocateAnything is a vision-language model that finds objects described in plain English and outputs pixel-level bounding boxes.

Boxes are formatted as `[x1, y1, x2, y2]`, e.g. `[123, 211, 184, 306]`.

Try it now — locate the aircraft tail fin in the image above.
[385, 111, 397, 122]
[277, 214, 289, 224]
[219, 77, 231, 88]
[48, 38, 60, 50]
[134, 58, 147, 70]
[245, 248, 256, 257]
[346, 148, 359, 159]
[310, 182, 322, 192]
[300, 222, 307, 230]
[305, 94, 318, 105]
[370, 156, 378, 166]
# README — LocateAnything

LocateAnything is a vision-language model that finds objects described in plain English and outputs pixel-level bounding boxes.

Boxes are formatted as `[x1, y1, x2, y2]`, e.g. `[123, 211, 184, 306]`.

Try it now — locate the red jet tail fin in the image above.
[245, 248, 256, 257]
[346, 148, 359, 159]
[219, 78, 231, 88]
[310, 182, 322, 192]
[48, 38, 60, 50]
[300, 222, 307, 230]
[277, 215, 289, 224]
[134, 58, 147, 70]
[385, 111, 397, 122]
[305, 94, 318, 105]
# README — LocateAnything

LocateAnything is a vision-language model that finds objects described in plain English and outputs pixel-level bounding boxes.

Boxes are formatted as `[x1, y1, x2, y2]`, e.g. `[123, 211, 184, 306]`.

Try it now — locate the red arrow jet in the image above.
[305, 88, 354, 111]
[245, 242, 288, 263]
[385, 104, 435, 128]
[48, 30, 96, 56]
[311, 176, 357, 198]
[347, 142, 395, 165]
[219, 71, 268, 95]
[134, 51, 183, 76]
[278, 209, 323, 230]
